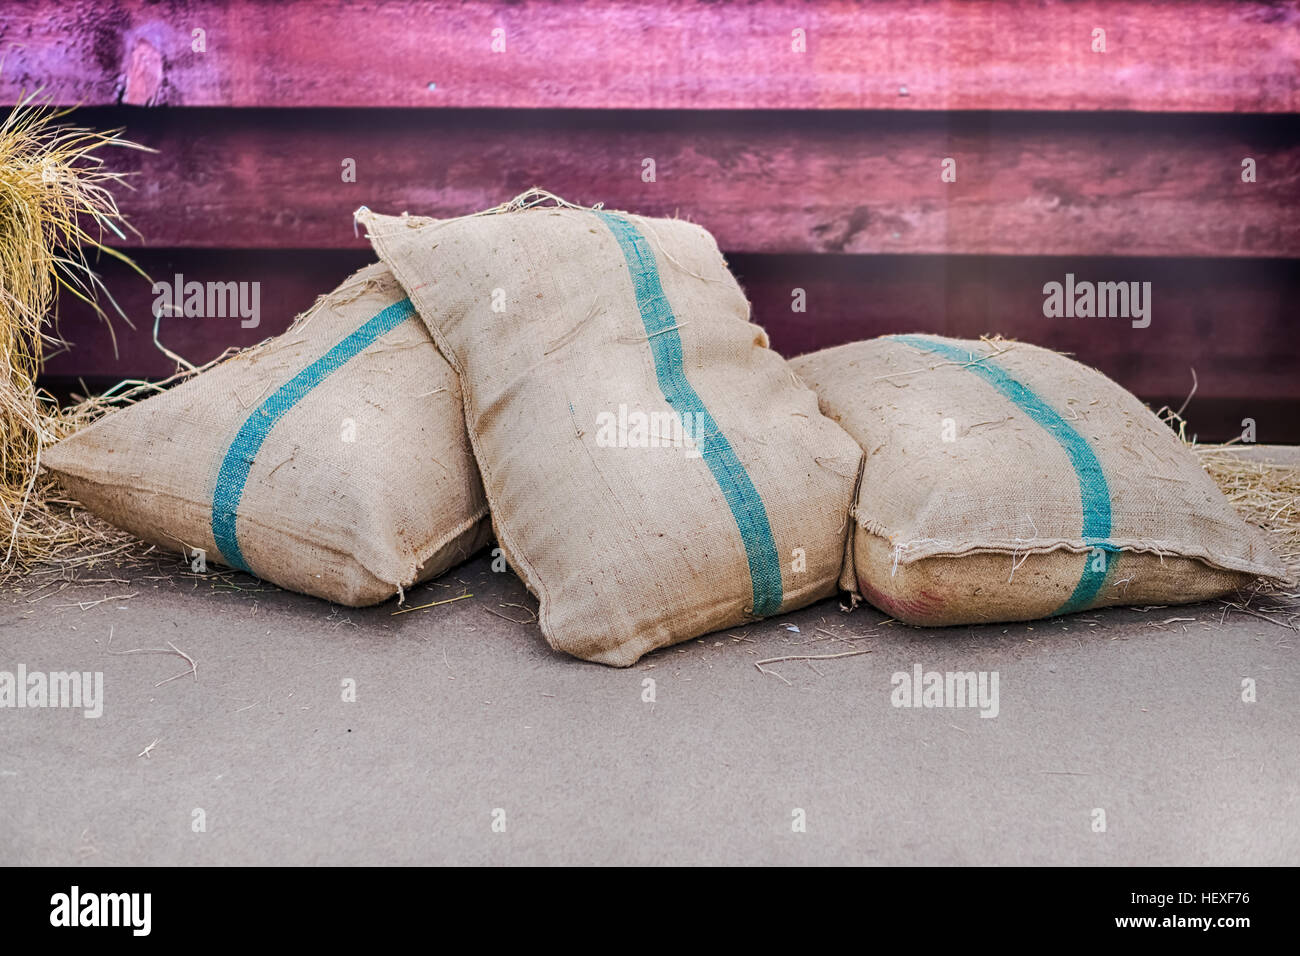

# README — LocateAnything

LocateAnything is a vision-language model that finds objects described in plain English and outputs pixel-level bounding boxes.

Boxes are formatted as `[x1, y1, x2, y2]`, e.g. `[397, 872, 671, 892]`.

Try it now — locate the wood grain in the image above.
[4, 0, 1298, 112]
[43, 249, 1300, 436]
[59, 107, 1300, 258]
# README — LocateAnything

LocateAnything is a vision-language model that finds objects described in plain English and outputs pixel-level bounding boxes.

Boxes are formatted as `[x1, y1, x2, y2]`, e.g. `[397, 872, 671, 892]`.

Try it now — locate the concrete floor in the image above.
[3, 454, 1297, 865]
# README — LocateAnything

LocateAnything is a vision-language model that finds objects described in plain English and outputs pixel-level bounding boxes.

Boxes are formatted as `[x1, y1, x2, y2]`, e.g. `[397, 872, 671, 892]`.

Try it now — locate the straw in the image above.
[0, 86, 151, 578]
[1156, 402, 1300, 582]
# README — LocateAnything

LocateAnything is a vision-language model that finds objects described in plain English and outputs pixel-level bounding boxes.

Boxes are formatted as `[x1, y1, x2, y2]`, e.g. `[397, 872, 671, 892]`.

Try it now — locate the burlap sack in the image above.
[791, 334, 1291, 626]
[358, 196, 862, 666]
[43, 263, 491, 606]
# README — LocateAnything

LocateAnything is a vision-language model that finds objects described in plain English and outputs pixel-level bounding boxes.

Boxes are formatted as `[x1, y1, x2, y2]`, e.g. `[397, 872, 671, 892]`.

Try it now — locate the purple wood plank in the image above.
[49, 107, 1300, 258]
[41, 249, 1300, 446]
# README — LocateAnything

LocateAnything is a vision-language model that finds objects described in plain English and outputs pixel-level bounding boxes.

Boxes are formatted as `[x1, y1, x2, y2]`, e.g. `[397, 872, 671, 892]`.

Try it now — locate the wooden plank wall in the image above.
[4, 0, 1299, 441]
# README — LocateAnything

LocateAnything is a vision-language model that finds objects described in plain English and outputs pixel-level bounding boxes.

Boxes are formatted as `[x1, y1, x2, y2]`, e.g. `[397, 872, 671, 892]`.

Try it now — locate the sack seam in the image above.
[365, 219, 561, 646]
[855, 525, 1292, 584]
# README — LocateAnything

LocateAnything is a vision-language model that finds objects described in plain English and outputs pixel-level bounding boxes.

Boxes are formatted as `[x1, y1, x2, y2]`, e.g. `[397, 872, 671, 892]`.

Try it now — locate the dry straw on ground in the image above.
[1157, 397, 1300, 583]
[1195, 447, 1300, 578]
[0, 89, 152, 579]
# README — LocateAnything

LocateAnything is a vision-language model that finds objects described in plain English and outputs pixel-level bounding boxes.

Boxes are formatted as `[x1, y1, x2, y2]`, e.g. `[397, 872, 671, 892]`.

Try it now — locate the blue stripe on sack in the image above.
[890, 335, 1115, 614]
[211, 298, 417, 573]
[596, 211, 784, 616]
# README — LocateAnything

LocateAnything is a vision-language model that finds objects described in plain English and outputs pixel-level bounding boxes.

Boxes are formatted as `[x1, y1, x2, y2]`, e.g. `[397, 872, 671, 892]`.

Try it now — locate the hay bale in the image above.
[0, 91, 147, 578]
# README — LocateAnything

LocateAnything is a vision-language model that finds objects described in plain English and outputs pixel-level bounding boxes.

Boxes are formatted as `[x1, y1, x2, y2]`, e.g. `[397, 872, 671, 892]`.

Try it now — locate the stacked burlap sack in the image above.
[44, 263, 493, 606]
[791, 335, 1289, 625]
[45, 193, 1291, 665]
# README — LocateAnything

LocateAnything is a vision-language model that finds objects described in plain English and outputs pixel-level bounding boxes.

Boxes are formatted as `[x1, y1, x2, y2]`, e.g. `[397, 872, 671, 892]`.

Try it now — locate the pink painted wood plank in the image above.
[60, 108, 1300, 257]
[3, 0, 1298, 112]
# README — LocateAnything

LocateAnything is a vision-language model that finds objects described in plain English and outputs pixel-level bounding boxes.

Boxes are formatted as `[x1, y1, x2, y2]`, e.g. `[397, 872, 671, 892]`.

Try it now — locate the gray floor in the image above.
[3, 459, 1297, 865]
